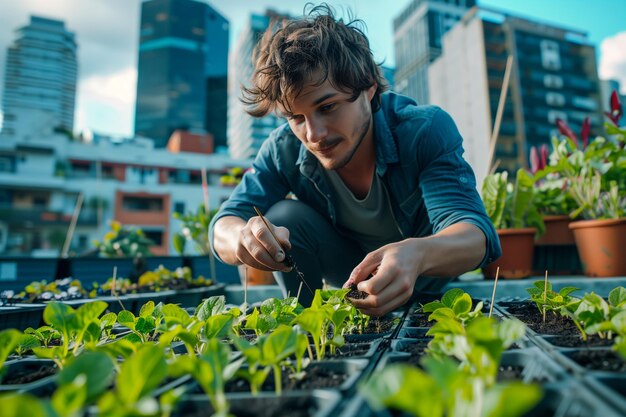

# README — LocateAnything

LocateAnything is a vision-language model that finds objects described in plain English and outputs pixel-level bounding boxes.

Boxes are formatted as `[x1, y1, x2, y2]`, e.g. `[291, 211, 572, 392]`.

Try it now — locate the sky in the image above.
[0, 0, 624, 137]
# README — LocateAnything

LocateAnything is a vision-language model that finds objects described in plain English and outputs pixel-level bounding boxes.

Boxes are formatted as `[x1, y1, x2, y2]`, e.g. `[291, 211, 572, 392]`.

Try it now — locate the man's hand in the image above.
[343, 239, 423, 316]
[214, 215, 292, 272]
[342, 223, 487, 316]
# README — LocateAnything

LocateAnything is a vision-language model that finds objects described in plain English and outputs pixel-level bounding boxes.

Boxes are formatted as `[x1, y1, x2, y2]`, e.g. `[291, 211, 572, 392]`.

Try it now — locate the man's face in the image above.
[278, 74, 376, 171]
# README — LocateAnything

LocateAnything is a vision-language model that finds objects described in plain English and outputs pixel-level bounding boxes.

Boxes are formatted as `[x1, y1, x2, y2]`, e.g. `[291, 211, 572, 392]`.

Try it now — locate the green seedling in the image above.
[421, 288, 484, 325]
[231, 324, 299, 394]
[32, 301, 108, 368]
[12, 333, 40, 357]
[97, 344, 169, 417]
[172, 338, 242, 417]
[361, 357, 542, 417]
[24, 326, 61, 348]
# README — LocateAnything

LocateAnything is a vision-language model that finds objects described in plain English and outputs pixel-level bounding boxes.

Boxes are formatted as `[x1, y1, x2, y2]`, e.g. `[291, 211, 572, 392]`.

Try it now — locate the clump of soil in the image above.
[405, 312, 433, 328]
[1, 364, 57, 385]
[396, 339, 429, 357]
[179, 395, 319, 417]
[325, 343, 372, 358]
[346, 284, 368, 300]
[499, 301, 580, 336]
[222, 365, 349, 393]
[349, 316, 398, 335]
[569, 350, 626, 373]
[546, 335, 613, 348]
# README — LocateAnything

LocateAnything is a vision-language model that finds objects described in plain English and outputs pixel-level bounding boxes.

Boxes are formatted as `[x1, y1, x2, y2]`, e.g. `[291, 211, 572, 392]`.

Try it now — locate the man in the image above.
[210, 5, 501, 316]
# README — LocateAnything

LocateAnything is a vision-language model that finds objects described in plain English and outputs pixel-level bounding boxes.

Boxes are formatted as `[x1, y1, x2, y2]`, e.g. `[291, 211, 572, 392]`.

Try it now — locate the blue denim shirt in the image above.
[209, 91, 501, 267]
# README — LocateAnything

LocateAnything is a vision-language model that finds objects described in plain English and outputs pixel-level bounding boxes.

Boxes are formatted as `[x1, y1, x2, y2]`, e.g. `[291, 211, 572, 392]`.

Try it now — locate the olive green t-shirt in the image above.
[325, 170, 403, 253]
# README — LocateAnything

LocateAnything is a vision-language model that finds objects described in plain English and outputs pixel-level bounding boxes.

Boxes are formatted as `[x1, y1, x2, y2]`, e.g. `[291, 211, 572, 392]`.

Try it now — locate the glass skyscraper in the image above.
[1, 16, 77, 136]
[227, 11, 288, 160]
[134, 0, 228, 149]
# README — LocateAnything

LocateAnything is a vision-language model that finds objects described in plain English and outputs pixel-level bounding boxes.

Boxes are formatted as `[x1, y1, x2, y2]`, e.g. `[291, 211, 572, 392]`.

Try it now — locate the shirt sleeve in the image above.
[417, 107, 501, 267]
[208, 133, 291, 262]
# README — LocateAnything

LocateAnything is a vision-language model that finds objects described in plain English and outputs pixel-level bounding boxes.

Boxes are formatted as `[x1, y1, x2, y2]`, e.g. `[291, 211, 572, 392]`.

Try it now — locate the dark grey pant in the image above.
[265, 199, 365, 306]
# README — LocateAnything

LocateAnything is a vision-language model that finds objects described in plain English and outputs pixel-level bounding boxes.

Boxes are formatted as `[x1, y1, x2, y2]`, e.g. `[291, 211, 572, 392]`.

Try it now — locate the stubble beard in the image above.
[323, 101, 372, 171]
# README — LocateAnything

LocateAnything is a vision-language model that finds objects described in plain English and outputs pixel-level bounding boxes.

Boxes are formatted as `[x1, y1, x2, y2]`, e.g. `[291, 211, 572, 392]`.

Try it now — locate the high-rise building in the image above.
[134, 0, 228, 149]
[1, 16, 77, 137]
[393, 0, 475, 105]
[429, 7, 603, 185]
[227, 11, 289, 160]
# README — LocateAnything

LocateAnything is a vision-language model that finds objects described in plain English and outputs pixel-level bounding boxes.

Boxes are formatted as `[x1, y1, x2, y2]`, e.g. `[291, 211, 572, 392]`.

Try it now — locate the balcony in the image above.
[0, 205, 98, 226]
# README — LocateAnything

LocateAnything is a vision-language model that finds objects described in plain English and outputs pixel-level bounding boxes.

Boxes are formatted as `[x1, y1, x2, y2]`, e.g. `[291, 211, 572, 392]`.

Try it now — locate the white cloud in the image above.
[75, 67, 137, 136]
[599, 31, 626, 94]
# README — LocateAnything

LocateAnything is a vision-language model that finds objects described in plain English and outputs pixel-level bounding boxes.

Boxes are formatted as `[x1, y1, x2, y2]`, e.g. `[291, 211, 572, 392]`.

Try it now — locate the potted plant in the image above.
[531, 143, 578, 246]
[481, 168, 545, 279]
[551, 91, 626, 277]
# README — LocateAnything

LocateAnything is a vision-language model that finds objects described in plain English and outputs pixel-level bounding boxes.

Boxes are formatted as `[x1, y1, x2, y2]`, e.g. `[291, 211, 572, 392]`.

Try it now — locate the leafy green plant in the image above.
[97, 344, 170, 417]
[32, 301, 109, 368]
[94, 220, 155, 257]
[360, 357, 542, 417]
[481, 169, 545, 236]
[526, 281, 580, 315]
[426, 316, 525, 384]
[24, 326, 61, 348]
[421, 288, 484, 325]
[544, 92, 626, 220]
[570, 286, 626, 340]
[173, 204, 218, 255]
[172, 338, 243, 417]
[117, 301, 160, 344]
[292, 289, 355, 360]
[138, 265, 212, 292]
[231, 325, 301, 394]
[12, 333, 40, 357]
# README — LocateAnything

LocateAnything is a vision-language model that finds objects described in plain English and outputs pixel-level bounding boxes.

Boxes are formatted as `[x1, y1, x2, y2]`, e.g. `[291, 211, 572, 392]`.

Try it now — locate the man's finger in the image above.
[345, 251, 382, 287]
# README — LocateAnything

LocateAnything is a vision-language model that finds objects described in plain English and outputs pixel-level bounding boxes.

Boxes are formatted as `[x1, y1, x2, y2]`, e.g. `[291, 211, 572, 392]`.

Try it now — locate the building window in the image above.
[540, 40, 561, 71]
[544, 74, 563, 89]
[546, 92, 565, 107]
[121, 196, 164, 212]
[143, 230, 164, 246]
[174, 202, 185, 214]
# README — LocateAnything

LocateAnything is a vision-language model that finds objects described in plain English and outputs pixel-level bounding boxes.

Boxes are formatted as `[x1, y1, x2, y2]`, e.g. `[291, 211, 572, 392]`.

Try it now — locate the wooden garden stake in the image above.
[543, 270, 548, 323]
[111, 266, 126, 311]
[62, 192, 84, 258]
[488, 266, 500, 318]
[243, 266, 248, 314]
[296, 281, 303, 303]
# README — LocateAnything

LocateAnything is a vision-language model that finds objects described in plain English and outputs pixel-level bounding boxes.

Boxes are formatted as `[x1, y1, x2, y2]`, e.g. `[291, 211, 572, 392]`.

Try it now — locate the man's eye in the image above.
[289, 115, 304, 123]
[320, 103, 336, 112]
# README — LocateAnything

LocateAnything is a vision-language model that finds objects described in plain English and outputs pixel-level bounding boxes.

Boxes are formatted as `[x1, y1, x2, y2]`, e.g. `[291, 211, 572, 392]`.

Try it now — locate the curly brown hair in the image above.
[241, 3, 388, 118]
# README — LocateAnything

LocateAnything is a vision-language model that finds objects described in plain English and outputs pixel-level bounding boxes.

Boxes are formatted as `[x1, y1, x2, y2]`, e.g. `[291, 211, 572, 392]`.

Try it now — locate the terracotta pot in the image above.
[483, 228, 536, 279]
[238, 265, 276, 286]
[535, 215, 576, 246]
[569, 218, 626, 277]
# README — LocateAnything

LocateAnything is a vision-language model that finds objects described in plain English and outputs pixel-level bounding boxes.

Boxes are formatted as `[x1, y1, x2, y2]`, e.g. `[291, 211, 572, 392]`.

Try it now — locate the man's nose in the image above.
[305, 118, 328, 143]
